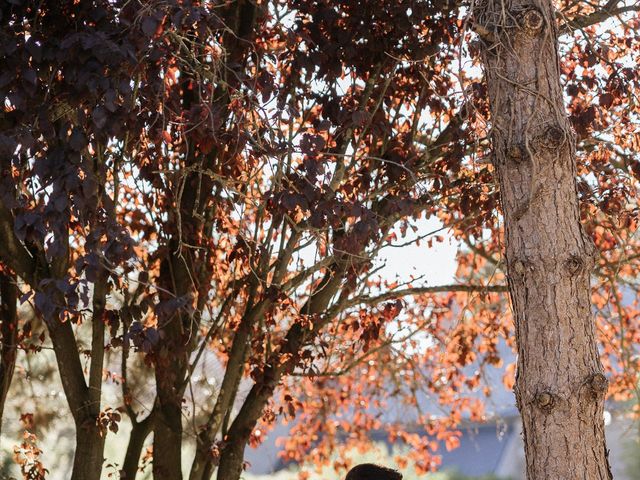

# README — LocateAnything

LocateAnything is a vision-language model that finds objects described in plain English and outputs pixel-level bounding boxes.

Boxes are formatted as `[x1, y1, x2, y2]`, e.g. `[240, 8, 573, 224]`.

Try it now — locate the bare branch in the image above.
[345, 283, 508, 309]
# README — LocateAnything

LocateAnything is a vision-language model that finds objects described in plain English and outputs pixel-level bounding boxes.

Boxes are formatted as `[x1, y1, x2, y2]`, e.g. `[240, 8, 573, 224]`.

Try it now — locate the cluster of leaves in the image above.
[0, 0, 639, 479]
[13, 414, 47, 480]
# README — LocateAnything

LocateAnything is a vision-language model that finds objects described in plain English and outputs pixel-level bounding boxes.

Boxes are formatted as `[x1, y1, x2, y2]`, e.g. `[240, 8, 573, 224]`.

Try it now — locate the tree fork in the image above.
[475, 0, 613, 478]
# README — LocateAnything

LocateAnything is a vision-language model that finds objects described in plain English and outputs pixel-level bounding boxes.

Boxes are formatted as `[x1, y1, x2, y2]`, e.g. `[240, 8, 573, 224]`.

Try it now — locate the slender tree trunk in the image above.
[121, 416, 153, 480]
[155, 4, 260, 478]
[153, 400, 184, 479]
[189, 438, 213, 480]
[153, 246, 193, 480]
[69, 275, 108, 480]
[189, 309, 255, 480]
[189, 452, 215, 480]
[215, 374, 278, 480]
[476, 1, 612, 478]
[215, 274, 346, 480]
[0, 271, 18, 436]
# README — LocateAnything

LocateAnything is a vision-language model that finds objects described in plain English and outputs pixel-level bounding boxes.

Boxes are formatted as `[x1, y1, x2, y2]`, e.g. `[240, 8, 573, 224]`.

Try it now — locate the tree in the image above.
[0, 1, 639, 480]
[474, 0, 614, 477]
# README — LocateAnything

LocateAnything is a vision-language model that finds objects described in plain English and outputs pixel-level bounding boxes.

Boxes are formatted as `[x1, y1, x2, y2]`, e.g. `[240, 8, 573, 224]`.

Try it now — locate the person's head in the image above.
[345, 463, 403, 480]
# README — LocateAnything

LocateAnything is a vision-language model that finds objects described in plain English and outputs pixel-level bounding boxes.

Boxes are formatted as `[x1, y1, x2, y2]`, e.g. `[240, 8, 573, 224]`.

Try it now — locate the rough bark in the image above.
[476, 0, 613, 478]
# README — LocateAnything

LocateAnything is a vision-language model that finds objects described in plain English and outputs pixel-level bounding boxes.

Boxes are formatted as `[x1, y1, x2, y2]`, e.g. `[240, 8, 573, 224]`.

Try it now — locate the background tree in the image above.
[0, 1, 639, 480]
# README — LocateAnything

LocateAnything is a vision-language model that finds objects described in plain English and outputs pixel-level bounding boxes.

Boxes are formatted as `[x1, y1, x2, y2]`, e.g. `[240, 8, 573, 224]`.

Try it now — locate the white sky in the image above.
[375, 217, 459, 286]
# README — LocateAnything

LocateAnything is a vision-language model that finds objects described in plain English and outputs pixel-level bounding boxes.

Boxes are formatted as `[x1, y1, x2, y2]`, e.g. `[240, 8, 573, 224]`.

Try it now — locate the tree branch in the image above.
[345, 283, 508, 309]
[88, 273, 108, 415]
[560, 2, 640, 33]
[0, 200, 36, 282]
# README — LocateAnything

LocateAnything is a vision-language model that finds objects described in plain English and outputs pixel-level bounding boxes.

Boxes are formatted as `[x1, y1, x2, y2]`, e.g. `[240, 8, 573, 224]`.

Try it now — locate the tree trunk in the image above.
[189, 308, 255, 480]
[70, 422, 106, 480]
[476, 1, 613, 478]
[0, 271, 18, 436]
[153, 399, 184, 479]
[215, 276, 345, 480]
[215, 388, 268, 480]
[121, 416, 153, 480]
[67, 273, 109, 480]
[189, 451, 215, 480]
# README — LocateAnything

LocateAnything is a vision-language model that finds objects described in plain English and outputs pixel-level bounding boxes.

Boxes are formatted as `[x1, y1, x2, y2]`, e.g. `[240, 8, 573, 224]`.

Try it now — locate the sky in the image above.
[376, 217, 460, 287]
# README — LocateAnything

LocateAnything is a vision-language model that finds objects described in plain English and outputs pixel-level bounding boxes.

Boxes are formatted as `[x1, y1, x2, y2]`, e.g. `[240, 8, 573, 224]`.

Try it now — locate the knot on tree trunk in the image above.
[510, 258, 530, 281]
[519, 8, 545, 36]
[564, 254, 586, 275]
[537, 125, 567, 150]
[534, 391, 555, 411]
[588, 373, 609, 395]
[507, 143, 528, 163]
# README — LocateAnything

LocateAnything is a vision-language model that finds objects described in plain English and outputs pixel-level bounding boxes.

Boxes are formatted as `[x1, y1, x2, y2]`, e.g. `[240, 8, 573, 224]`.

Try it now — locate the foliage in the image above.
[0, 0, 639, 479]
[244, 442, 509, 480]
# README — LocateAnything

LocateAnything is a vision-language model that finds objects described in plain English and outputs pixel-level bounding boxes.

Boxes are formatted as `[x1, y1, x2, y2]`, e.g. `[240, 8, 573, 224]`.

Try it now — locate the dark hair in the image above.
[345, 463, 403, 480]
